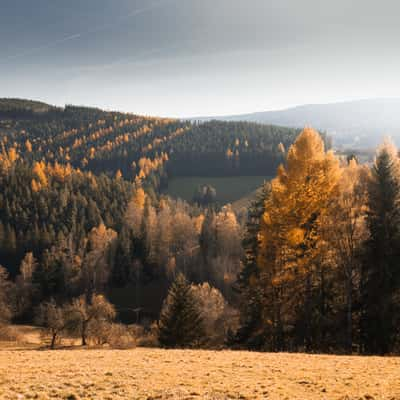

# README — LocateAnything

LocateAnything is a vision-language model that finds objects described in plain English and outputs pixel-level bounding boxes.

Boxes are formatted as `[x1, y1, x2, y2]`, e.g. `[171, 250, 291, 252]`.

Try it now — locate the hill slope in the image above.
[0, 99, 301, 180]
[0, 98, 301, 275]
[194, 98, 400, 147]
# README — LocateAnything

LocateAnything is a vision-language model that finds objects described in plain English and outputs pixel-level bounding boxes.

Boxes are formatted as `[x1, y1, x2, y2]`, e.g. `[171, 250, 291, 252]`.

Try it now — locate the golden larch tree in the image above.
[257, 127, 341, 349]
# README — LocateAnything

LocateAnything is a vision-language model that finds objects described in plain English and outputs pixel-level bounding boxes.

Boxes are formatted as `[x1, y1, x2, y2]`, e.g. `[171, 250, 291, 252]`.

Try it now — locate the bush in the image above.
[0, 324, 20, 342]
[107, 324, 136, 349]
[88, 320, 136, 348]
[134, 322, 159, 348]
[191, 282, 240, 347]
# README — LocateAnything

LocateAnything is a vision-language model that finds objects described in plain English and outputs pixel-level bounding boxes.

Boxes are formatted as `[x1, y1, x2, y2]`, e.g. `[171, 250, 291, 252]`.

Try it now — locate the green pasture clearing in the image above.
[165, 176, 269, 205]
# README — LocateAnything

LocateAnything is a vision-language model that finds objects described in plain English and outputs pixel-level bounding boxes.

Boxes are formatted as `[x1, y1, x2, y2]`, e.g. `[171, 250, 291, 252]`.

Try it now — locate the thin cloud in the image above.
[5, 0, 171, 61]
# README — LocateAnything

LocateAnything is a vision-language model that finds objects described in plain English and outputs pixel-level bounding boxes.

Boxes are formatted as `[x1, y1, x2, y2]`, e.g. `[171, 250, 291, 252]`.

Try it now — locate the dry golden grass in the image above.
[0, 346, 400, 400]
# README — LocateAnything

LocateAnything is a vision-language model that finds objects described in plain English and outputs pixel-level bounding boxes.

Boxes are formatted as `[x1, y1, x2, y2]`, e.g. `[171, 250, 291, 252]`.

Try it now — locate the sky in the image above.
[1, 0, 400, 117]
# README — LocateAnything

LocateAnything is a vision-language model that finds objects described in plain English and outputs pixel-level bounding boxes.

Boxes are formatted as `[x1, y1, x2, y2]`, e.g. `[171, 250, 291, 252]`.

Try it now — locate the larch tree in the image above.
[257, 127, 341, 350]
[143, 199, 158, 265]
[15, 252, 38, 317]
[156, 200, 173, 266]
[126, 186, 146, 238]
[324, 159, 369, 352]
[82, 223, 117, 296]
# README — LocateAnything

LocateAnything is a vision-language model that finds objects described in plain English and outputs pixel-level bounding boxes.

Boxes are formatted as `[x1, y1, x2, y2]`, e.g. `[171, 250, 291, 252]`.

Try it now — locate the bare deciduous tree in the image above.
[66, 294, 116, 346]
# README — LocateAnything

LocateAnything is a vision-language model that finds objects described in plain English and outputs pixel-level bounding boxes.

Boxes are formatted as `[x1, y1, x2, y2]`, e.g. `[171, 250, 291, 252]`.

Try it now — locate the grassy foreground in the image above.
[0, 347, 399, 400]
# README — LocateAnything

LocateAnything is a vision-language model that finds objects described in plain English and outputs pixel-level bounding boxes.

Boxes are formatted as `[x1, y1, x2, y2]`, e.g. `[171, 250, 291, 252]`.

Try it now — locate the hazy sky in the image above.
[1, 0, 400, 117]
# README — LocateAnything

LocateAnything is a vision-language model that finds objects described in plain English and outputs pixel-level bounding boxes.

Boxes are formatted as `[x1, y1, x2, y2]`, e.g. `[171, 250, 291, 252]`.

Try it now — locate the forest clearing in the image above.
[165, 176, 268, 204]
[0, 346, 399, 400]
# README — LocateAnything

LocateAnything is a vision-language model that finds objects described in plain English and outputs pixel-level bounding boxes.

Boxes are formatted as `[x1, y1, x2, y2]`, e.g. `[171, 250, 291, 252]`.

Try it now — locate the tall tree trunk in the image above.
[51, 331, 57, 349]
[81, 321, 87, 346]
[304, 274, 312, 351]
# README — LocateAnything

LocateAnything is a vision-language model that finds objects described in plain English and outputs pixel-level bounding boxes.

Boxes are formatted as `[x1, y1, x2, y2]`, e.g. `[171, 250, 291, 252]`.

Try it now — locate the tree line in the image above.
[1, 100, 398, 354]
[234, 128, 400, 355]
[0, 152, 243, 329]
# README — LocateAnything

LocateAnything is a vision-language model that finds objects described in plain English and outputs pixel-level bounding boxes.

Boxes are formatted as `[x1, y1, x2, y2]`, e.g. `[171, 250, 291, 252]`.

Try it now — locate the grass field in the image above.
[165, 176, 269, 205]
[1, 345, 400, 399]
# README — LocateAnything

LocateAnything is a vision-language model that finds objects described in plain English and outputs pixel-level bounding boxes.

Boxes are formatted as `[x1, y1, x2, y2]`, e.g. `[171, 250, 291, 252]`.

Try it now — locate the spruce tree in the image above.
[158, 273, 204, 348]
[361, 142, 400, 354]
[234, 183, 270, 349]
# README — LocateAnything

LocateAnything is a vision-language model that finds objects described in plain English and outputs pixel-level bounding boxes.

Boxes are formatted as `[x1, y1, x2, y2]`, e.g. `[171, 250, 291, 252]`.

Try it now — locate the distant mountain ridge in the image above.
[192, 98, 400, 148]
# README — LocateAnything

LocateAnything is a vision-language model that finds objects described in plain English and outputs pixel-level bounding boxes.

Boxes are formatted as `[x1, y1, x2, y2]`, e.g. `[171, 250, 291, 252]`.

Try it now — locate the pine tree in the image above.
[158, 273, 204, 348]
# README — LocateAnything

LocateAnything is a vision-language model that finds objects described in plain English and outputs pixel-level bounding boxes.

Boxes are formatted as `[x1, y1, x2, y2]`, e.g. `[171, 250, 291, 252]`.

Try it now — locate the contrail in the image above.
[6, 34, 82, 60]
[84, 0, 169, 36]
[5, 0, 171, 61]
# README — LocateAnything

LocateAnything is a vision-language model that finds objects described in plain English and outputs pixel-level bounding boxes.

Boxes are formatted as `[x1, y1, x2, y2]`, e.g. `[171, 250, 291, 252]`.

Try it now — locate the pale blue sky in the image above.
[1, 0, 400, 117]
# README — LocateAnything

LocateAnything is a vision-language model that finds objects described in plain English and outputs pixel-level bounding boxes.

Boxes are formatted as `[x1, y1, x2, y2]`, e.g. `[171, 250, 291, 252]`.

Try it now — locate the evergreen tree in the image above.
[158, 273, 204, 348]
[112, 226, 133, 286]
[0, 266, 13, 324]
[234, 183, 270, 349]
[361, 142, 400, 354]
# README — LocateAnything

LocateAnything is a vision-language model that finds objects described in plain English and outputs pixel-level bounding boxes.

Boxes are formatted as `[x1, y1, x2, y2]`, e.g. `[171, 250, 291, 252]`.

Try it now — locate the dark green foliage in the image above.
[361, 146, 400, 354]
[234, 183, 270, 349]
[158, 273, 204, 348]
[112, 226, 134, 286]
[0, 100, 301, 182]
[168, 121, 302, 177]
[0, 161, 133, 274]
[0, 98, 57, 119]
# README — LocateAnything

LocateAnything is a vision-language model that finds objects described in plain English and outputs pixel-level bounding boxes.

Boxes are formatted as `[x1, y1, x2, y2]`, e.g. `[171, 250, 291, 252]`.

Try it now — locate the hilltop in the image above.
[194, 98, 400, 148]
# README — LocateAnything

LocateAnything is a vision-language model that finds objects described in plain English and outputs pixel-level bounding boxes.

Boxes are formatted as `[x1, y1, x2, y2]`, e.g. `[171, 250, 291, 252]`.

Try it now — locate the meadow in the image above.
[164, 176, 269, 204]
[0, 346, 399, 400]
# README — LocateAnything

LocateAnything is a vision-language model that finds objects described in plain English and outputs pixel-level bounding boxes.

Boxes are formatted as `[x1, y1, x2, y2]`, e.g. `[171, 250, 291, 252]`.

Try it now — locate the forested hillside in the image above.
[1, 99, 399, 355]
[0, 99, 303, 181]
[0, 99, 299, 326]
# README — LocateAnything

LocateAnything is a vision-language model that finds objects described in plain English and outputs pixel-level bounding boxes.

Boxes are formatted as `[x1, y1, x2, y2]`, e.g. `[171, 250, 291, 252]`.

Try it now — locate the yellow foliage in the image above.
[25, 140, 32, 152]
[31, 179, 40, 192]
[132, 187, 146, 210]
[258, 127, 341, 281]
[32, 161, 48, 187]
[8, 147, 18, 163]
[286, 228, 305, 246]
